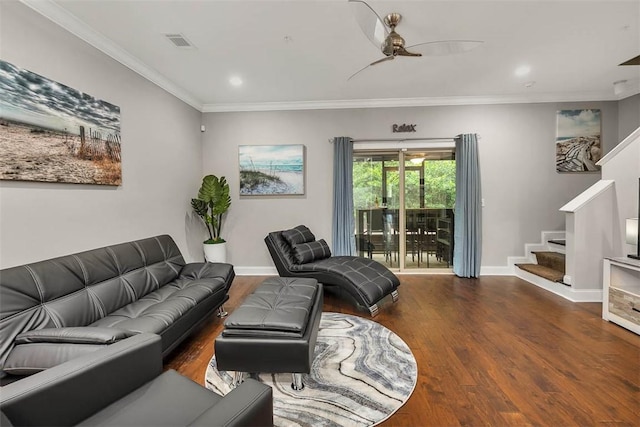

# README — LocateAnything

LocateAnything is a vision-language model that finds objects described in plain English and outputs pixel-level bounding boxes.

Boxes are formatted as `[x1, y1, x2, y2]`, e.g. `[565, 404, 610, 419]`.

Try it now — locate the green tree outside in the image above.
[353, 159, 455, 210]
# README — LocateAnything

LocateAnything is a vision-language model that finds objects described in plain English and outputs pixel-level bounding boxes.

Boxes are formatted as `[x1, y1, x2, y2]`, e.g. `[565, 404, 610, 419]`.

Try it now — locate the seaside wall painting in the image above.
[0, 59, 121, 185]
[239, 145, 305, 196]
[555, 109, 602, 173]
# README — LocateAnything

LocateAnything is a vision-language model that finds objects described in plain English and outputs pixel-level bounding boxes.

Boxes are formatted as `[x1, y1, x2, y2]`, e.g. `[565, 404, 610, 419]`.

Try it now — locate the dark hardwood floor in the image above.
[165, 275, 640, 426]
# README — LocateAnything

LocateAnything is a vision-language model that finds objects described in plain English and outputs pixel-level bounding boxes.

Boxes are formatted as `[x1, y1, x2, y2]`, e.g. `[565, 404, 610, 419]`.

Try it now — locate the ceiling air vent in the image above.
[164, 33, 195, 49]
[619, 55, 640, 66]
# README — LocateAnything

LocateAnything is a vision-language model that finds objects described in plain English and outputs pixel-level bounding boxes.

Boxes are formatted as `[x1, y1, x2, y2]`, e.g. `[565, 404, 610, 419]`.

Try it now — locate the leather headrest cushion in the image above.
[282, 225, 315, 246]
[291, 239, 331, 264]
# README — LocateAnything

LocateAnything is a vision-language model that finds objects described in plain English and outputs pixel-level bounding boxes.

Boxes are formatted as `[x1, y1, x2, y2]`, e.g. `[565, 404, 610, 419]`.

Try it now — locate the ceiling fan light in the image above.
[409, 157, 425, 164]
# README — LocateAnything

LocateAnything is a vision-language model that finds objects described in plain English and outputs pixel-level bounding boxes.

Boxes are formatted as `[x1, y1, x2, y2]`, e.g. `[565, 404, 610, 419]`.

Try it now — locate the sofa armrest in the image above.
[179, 263, 235, 295]
[0, 333, 162, 427]
[179, 262, 233, 279]
[189, 379, 273, 427]
[15, 327, 135, 345]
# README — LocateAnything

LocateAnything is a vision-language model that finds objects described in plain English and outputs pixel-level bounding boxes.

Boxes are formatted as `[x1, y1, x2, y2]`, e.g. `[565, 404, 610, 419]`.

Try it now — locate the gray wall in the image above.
[602, 129, 640, 257]
[0, 2, 203, 268]
[202, 102, 618, 270]
[618, 94, 640, 140]
[611, 93, 640, 258]
[2, 1, 635, 272]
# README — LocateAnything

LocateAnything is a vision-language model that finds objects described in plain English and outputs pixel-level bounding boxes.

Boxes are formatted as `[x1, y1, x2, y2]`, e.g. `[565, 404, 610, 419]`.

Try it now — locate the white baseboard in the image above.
[234, 266, 278, 276]
[515, 268, 602, 302]
[507, 256, 531, 274]
[480, 266, 512, 275]
[235, 263, 601, 303]
[234, 265, 511, 276]
[395, 269, 453, 275]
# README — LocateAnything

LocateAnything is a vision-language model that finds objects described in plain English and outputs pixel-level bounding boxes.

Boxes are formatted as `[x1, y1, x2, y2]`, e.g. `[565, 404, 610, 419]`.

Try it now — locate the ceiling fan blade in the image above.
[619, 55, 640, 66]
[370, 55, 395, 67]
[406, 40, 484, 56]
[396, 47, 422, 58]
[348, 0, 389, 50]
[347, 56, 394, 81]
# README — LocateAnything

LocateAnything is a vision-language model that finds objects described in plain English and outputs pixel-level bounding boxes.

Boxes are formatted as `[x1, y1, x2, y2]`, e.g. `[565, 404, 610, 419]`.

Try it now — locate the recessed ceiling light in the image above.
[515, 65, 531, 77]
[229, 76, 243, 87]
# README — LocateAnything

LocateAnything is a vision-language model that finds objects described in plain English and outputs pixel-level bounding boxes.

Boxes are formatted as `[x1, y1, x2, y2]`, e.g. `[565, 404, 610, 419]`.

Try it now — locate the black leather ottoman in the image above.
[214, 277, 323, 390]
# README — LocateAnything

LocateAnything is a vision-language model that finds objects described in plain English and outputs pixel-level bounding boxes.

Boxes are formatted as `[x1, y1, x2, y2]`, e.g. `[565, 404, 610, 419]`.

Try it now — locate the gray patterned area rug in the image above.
[205, 312, 417, 427]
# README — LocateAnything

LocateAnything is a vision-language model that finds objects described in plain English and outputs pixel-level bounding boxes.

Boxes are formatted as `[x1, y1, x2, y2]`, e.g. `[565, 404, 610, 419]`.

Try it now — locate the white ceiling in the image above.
[22, 0, 640, 112]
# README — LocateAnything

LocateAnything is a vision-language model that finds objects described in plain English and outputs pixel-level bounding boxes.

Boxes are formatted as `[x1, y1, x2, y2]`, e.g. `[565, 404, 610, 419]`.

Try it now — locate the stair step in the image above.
[548, 239, 566, 246]
[532, 251, 565, 273]
[515, 263, 565, 283]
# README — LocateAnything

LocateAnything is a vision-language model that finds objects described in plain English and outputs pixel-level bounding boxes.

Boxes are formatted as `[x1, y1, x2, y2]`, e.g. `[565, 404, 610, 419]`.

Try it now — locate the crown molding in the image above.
[20, 1, 638, 115]
[19, 0, 204, 111]
[202, 91, 624, 113]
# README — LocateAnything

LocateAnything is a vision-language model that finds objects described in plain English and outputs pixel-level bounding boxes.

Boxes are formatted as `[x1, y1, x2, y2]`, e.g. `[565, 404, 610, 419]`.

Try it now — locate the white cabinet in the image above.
[602, 257, 640, 335]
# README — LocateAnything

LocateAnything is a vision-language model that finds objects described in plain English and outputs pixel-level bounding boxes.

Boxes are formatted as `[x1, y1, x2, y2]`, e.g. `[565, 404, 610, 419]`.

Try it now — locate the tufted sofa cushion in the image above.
[89, 264, 231, 333]
[222, 277, 319, 337]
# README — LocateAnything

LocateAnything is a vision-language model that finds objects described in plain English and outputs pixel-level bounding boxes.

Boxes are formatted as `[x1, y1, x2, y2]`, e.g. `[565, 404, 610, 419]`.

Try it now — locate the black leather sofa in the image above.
[0, 333, 273, 426]
[0, 235, 235, 383]
[265, 225, 400, 316]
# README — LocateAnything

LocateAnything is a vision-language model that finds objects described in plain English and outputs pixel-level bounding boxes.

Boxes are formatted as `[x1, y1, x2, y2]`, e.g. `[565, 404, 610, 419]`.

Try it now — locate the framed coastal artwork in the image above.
[555, 109, 602, 173]
[239, 144, 305, 196]
[0, 59, 121, 185]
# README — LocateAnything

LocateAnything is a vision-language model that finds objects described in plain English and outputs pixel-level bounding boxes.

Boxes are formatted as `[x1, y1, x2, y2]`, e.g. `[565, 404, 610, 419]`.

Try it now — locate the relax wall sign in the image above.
[392, 123, 417, 133]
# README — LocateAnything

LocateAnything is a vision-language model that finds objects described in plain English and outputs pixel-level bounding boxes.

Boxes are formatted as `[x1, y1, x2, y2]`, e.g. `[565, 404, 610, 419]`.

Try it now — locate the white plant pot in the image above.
[203, 242, 226, 263]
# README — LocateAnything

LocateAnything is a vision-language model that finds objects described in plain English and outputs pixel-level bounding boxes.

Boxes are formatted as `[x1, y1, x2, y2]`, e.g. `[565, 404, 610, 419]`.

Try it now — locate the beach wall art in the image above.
[0, 59, 121, 185]
[555, 109, 602, 173]
[239, 144, 305, 196]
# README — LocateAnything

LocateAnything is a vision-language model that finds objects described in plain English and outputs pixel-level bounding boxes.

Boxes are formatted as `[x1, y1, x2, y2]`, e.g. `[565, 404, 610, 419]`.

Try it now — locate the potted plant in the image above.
[191, 174, 231, 262]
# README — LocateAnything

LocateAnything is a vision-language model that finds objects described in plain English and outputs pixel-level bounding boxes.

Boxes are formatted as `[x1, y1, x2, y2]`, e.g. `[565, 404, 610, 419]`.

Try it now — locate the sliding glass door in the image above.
[353, 153, 400, 268]
[403, 151, 456, 269]
[353, 149, 455, 271]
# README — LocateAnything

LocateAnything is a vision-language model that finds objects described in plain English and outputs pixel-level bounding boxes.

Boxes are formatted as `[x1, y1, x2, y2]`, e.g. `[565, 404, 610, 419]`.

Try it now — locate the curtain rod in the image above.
[328, 135, 481, 143]
[328, 137, 456, 143]
[354, 137, 455, 142]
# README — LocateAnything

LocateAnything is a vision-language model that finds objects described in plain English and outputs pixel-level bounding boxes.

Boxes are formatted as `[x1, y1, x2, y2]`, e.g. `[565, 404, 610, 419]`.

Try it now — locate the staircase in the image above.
[509, 127, 639, 303]
[515, 251, 566, 284]
[508, 230, 601, 302]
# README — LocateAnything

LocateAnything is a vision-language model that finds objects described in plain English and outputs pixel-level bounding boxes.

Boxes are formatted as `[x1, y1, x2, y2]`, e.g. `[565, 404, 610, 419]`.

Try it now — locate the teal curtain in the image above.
[332, 136, 356, 256]
[453, 133, 482, 277]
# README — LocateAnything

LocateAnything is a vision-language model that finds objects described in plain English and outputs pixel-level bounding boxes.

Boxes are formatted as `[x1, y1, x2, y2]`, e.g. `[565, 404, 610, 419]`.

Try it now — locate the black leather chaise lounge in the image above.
[265, 225, 400, 316]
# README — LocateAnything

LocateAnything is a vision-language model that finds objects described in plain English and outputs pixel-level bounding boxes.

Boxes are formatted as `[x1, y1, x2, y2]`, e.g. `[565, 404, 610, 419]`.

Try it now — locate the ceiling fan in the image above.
[348, 0, 483, 80]
[619, 55, 640, 66]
